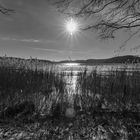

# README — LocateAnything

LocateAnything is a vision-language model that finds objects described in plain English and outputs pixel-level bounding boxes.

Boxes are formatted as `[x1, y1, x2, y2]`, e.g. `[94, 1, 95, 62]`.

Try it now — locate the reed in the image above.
[0, 60, 67, 116]
[0, 56, 140, 117]
[75, 66, 140, 113]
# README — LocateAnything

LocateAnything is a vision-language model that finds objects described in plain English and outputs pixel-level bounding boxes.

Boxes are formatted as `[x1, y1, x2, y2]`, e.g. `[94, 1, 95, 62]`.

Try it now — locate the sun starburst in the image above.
[65, 18, 79, 36]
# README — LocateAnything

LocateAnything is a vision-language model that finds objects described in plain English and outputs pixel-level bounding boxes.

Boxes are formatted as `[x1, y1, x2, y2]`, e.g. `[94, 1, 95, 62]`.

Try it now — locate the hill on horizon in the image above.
[58, 55, 140, 64]
[0, 55, 140, 65]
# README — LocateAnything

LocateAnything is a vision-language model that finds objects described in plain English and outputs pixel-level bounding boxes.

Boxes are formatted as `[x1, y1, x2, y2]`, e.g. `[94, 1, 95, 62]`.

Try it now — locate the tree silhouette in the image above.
[50, 0, 140, 39]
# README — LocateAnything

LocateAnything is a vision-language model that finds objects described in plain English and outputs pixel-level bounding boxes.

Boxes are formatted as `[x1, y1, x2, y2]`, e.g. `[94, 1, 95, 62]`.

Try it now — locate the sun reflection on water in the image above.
[65, 70, 78, 95]
[64, 63, 79, 67]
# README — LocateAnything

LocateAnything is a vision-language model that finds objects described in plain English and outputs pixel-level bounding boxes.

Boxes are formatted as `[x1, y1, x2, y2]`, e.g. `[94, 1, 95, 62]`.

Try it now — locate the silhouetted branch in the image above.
[114, 28, 140, 55]
[0, 4, 14, 15]
[50, 0, 140, 39]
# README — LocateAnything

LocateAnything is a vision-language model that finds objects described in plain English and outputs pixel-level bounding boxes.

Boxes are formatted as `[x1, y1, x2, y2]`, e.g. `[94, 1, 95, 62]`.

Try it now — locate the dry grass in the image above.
[0, 58, 68, 116]
[74, 66, 140, 113]
[0, 58, 140, 139]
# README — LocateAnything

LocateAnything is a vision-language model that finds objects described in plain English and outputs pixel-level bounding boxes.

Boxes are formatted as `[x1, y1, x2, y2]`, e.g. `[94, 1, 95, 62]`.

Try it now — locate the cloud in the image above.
[34, 47, 95, 54]
[19, 38, 41, 43]
[0, 37, 56, 44]
[34, 48, 64, 53]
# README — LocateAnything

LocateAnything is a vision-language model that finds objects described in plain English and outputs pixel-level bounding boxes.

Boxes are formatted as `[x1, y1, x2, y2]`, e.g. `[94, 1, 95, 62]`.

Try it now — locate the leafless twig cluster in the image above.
[0, 4, 14, 15]
[50, 0, 140, 39]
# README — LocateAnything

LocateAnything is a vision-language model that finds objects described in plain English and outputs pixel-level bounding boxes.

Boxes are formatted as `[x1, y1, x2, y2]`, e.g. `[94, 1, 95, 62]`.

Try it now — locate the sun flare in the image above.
[65, 18, 78, 36]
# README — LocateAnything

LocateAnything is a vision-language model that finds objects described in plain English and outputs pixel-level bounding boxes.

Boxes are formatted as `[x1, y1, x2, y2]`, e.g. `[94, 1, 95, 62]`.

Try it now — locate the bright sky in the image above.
[0, 0, 139, 61]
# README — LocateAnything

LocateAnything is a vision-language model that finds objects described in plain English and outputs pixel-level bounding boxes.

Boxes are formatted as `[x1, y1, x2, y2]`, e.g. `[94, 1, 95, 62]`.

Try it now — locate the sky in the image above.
[0, 0, 140, 61]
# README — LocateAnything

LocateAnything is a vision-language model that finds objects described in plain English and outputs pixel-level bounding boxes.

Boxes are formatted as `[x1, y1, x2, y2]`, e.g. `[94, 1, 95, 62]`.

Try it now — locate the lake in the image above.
[55, 62, 140, 95]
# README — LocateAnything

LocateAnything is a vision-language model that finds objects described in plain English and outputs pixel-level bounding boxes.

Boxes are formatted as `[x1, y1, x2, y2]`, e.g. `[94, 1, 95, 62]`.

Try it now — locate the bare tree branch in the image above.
[0, 4, 14, 15]
[114, 28, 140, 55]
[50, 0, 140, 39]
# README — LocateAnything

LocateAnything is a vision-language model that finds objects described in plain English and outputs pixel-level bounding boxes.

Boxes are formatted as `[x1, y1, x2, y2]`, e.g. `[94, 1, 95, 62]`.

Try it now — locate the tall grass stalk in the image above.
[75, 67, 140, 112]
[0, 63, 67, 115]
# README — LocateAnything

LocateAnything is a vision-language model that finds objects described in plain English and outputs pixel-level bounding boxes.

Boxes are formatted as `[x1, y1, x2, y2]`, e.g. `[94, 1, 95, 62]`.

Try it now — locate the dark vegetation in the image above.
[0, 57, 67, 119]
[0, 56, 140, 139]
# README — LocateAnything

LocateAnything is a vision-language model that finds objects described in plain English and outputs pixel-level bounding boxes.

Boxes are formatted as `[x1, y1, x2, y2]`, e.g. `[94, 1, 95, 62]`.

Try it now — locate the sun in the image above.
[65, 18, 78, 36]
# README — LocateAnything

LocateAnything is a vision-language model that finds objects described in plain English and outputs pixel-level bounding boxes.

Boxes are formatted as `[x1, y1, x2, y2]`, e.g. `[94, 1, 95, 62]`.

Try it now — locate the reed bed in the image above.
[0, 58, 140, 139]
[0, 63, 68, 116]
[0, 58, 140, 116]
[75, 67, 140, 113]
